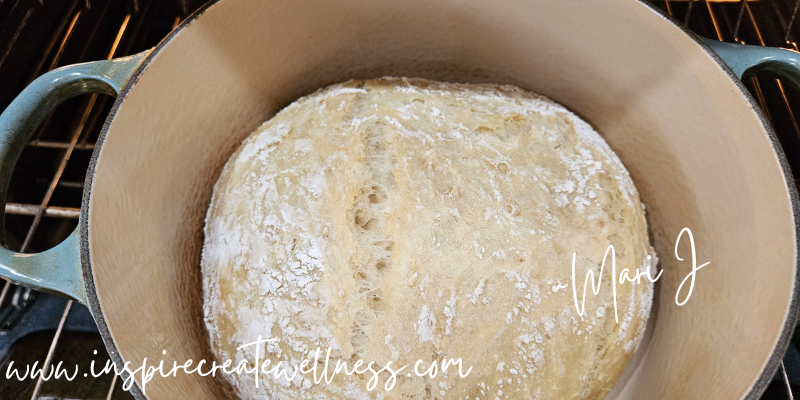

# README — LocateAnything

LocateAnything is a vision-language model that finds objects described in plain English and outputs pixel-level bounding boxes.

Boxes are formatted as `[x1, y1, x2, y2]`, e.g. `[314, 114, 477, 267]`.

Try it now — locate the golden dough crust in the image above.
[201, 78, 655, 400]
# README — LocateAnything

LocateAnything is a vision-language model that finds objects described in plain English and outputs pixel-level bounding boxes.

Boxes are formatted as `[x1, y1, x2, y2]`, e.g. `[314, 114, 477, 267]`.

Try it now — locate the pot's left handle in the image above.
[703, 38, 800, 87]
[0, 51, 148, 304]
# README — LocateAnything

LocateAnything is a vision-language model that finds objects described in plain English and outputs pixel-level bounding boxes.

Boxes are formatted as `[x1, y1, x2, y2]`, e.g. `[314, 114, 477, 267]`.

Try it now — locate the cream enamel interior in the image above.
[85, 0, 797, 399]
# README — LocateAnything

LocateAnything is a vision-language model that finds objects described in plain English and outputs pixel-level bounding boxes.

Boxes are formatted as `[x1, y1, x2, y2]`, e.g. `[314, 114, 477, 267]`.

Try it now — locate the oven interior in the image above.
[0, 0, 799, 399]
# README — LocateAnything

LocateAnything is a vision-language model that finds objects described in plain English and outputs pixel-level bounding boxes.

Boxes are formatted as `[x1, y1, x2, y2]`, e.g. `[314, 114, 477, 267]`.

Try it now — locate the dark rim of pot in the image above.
[80, 0, 224, 398]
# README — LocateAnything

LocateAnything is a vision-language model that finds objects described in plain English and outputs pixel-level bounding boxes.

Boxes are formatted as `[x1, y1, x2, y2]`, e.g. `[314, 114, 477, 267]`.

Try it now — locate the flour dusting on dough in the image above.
[201, 78, 656, 400]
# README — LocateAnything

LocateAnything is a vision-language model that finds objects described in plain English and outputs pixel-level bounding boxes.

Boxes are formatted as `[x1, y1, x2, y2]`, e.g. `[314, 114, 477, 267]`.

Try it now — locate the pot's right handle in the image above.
[703, 38, 800, 87]
[0, 51, 148, 304]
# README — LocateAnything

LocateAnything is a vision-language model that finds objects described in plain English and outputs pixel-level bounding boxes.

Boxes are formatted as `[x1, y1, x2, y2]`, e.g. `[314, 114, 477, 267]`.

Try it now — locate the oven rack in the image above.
[0, 1, 203, 398]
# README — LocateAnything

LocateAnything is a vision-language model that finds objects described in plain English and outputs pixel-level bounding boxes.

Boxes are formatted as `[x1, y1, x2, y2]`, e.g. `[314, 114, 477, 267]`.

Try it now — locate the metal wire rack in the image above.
[0, 0, 204, 398]
[1, 0, 800, 399]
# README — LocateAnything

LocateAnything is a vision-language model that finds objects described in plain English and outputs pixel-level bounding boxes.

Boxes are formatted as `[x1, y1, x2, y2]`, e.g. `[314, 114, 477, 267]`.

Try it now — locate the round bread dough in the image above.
[201, 78, 656, 400]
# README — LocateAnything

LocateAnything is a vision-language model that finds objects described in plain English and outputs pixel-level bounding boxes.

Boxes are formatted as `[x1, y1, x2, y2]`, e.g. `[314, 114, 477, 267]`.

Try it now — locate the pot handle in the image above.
[0, 51, 148, 304]
[703, 38, 800, 87]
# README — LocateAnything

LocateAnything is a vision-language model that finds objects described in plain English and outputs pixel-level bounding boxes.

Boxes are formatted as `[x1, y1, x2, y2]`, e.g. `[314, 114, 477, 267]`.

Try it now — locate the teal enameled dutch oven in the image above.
[1, 1, 800, 398]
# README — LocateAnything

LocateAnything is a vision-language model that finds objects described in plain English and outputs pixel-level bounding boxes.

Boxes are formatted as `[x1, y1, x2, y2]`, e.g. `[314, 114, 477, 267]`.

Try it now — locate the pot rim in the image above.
[79, 1, 223, 397]
[636, 3, 800, 398]
[77, 1, 800, 399]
